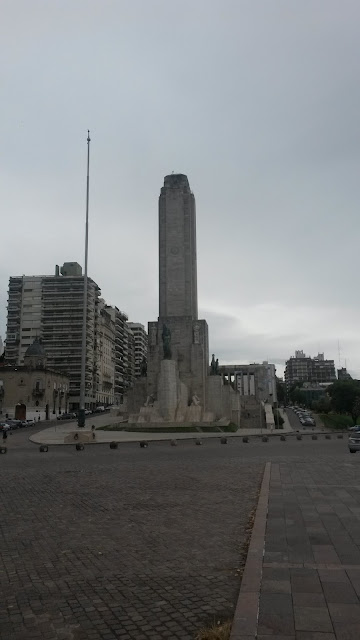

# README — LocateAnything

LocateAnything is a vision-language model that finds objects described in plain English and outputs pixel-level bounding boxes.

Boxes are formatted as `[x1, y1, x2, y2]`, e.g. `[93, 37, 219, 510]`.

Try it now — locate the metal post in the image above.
[78, 131, 91, 428]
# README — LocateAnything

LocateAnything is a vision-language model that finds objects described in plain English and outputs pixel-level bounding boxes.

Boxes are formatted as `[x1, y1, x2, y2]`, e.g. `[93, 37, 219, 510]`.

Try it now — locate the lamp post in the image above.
[78, 131, 91, 428]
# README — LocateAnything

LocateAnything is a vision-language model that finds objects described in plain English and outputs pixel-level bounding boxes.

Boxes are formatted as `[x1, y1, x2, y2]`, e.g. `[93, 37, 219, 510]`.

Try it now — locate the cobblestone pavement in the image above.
[0, 428, 266, 640]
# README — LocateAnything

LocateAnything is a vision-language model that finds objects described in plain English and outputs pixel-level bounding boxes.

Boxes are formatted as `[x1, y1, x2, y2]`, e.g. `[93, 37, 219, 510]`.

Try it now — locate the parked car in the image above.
[349, 433, 360, 453]
[0, 422, 11, 431]
[57, 412, 76, 421]
[6, 419, 22, 429]
[84, 409, 92, 416]
[26, 419, 36, 426]
[94, 406, 105, 413]
[348, 425, 360, 432]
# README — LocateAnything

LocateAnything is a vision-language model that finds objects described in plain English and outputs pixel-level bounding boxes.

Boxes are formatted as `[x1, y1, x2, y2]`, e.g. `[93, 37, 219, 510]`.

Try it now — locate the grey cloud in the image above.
[1, 0, 360, 377]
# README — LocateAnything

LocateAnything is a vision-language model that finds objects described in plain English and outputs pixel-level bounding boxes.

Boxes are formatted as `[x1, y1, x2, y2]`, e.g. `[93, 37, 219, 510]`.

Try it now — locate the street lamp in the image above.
[78, 131, 91, 428]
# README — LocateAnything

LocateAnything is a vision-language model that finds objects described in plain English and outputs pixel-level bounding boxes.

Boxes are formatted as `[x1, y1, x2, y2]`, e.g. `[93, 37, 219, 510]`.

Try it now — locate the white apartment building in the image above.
[128, 322, 147, 377]
[107, 306, 128, 406]
[96, 299, 115, 406]
[5, 263, 100, 410]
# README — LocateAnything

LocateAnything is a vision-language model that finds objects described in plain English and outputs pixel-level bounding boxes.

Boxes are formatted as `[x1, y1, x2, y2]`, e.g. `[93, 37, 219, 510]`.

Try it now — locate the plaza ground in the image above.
[0, 419, 357, 639]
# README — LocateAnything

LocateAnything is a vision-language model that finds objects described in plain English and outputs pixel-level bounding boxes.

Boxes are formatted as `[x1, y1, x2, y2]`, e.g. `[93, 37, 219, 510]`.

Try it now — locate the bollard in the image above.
[220, 437, 228, 444]
[170, 439, 177, 446]
[280, 435, 286, 441]
[195, 438, 202, 445]
[262, 436, 268, 442]
[109, 441, 118, 449]
[39, 445, 48, 452]
[75, 443, 84, 451]
[242, 436, 249, 443]
[312, 434, 318, 440]
[139, 441, 148, 448]
[296, 434, 302, 440]
[0, 446, 7, 454]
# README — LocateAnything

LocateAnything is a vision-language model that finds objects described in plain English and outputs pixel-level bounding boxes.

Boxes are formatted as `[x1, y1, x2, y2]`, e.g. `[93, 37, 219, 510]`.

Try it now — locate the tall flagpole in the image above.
[78, 130, 91, 428]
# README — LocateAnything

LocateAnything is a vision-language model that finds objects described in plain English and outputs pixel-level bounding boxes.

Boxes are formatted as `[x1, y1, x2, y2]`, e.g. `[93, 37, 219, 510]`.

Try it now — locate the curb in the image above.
[230, 461, 271, 640]
[29, 430, 342, 447]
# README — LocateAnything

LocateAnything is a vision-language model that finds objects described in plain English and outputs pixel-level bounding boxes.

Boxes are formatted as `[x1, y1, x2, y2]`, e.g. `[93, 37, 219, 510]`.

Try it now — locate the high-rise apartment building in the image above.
[125, 324, 135, 391]
[128, 322, 147, 377]
[107, 306, 128, 405]
[285, 351, 336, 388]
[5, 263, 100, 409]
[96, 300, 115, 406]
[6, 275, 43, 364]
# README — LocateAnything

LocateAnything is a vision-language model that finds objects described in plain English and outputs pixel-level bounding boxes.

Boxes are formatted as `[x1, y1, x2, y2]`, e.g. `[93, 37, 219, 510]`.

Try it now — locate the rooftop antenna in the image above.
[338, 340, 341, 369]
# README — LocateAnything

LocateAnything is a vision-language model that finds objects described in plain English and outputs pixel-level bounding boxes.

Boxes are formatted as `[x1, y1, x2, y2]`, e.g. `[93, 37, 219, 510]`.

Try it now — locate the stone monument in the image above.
[127, 174, 240, 426]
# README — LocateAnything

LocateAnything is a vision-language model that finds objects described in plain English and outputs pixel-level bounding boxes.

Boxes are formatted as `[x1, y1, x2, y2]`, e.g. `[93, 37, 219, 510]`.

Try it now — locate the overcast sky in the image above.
[1, 0, 360, 377]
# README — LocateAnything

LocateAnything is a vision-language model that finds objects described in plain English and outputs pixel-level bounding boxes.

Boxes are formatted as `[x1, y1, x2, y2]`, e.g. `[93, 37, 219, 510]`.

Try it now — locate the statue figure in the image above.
[140, 357, 147, 376]
[144, 394, 154, 407]
[210, 354, 216, 375]
[215, 358, 220, 375]
[191, 394, 200, 406]
[162, 324, 172, 359]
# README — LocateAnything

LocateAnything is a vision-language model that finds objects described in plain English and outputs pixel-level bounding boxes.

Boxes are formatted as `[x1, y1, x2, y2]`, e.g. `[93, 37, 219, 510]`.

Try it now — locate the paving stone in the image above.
[262, 579, 292, 594]
[322, 581, 359, 604]
[291, 572, 323, 594]
[294, 607, 333, 633]
[292, 593, 327, 608]
[327, 602, 360, 624]
[258, 593, 295, 636]
[318, 569, 350, 583]
[295, 633, 336, 639]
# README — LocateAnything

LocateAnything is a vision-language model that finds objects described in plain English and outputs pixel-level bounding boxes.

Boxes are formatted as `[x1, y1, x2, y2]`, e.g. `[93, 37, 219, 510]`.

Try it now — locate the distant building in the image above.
[0, 338, 69, 420]
[128, 323, 147, 377]
[96, 300, 115, 406]
[285, 351, 336, 388]
[125, 324, 136, 391]
[107, 306, 128, 405]
[337, 367, 352, 381]
[218, 362, 277, 404]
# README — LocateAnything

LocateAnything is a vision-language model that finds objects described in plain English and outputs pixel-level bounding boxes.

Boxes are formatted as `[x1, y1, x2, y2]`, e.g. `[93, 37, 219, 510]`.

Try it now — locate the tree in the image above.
[312, 396, 331, 414]
[352, 396, 360, 423]
[276, 378, 285, 403]
[327, 380, 360, 415]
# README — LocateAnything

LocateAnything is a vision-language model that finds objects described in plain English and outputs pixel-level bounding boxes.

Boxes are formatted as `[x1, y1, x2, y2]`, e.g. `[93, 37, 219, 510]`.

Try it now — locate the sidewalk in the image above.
[231, 460, 360, 639]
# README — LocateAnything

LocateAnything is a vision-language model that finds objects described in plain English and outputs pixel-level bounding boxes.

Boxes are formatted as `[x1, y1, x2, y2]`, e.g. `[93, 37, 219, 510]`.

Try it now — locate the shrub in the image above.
[318, 413, 353, 430]
[272, 409, 284, 426]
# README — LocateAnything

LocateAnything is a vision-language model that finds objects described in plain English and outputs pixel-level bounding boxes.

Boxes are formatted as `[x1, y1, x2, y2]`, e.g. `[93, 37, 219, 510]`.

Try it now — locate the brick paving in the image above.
[259, 460, 360, 639]
[0, 429, 263, 640]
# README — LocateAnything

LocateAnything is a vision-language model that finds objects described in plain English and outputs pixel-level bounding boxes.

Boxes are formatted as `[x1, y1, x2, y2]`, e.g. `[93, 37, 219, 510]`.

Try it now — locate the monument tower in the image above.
[159, 174, 198, 319]
[127, 173, 240, 426]
[146, 174, 209, 420]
